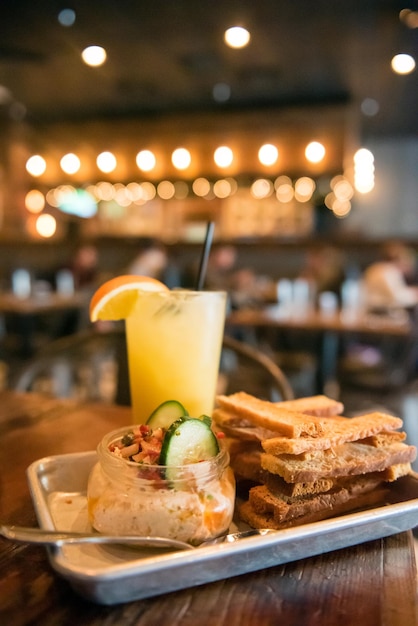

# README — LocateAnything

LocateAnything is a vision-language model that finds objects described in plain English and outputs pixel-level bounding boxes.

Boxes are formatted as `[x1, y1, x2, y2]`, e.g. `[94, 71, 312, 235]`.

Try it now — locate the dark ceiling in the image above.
[0, 0, 417, 138]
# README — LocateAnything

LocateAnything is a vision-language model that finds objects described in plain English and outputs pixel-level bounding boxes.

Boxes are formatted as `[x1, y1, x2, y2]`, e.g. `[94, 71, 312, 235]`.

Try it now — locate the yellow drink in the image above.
[125, 290, 227, 423]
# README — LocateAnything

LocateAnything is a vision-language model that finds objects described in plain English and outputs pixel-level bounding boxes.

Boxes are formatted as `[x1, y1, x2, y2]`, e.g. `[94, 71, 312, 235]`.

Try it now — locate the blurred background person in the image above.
[126, 238, 181, 288]
[54, 244, 102, 337]
[340, 241, 418, 382]
[204, 244, 275, 309]
[298, 246, 347, 302]
[362, 241, 418, 311]
[69, 244, 100, 291]
[204, 245, 239, 292]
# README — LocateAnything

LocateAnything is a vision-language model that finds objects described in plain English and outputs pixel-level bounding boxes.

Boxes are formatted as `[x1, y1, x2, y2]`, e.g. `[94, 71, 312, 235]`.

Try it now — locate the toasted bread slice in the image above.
[382, 462, 412, 481]
[212, 408, 278, 441]
[261, 413, 404, 455]
[275, 395, 344, 416]
[239, 487, 390, 530]
[224, 438, 261, 457]
[229, 443, 413, 497]
[357, 431, 406, 446]
[230, 449, 267, 483]
[266, 473, 336, 499]
[216, 392, 329, 437]
[261, 441, 416, 482]
[265, 463, 412, 502]
[213, 395, 345, 441]
[249, 473, 387, 522]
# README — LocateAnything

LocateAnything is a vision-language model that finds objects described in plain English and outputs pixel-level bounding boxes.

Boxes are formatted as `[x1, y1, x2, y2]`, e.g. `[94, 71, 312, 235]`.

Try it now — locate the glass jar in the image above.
[87, 426, 236, 545]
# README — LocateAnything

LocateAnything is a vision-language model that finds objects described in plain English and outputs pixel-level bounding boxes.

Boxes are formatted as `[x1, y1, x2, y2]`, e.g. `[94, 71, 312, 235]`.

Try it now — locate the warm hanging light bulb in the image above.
[258, 144, 278, 166]
[224, 26, 251, 49]
[36, 213, 57, 238]
[391, 53, 416, 74]
[251, 179, 273, 199]
[305, 141, 326, 163]
[136, 150, 156, 172]
[192, 178, 211, 197]
[157, 180, 176, 199]
[96, 151, 117, 173]
[82, 45, 107, 67]
[171, 147, 191, 170]
[26, 155, 46, 176]
[353, 148, 375, 193]
[60, 153, 81, 174]
[214, 146, 233, 168]
[25, 190, 45, 213]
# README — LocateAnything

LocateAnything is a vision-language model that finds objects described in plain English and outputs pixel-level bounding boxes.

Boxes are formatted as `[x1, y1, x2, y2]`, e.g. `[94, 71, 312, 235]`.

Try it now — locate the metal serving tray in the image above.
[27, 451, 418, 605]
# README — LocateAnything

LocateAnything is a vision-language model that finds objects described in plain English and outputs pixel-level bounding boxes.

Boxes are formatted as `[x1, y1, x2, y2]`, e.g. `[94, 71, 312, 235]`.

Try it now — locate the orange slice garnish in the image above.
[89, 275, 169, 322]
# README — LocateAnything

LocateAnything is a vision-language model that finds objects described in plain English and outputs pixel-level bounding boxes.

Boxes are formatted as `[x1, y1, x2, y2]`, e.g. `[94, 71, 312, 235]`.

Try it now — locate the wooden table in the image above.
[0, 291, 90, 356]
[227, 305, 414, 393]
[227, 305, 413, 336]
[0, 391, 417, 625]
[0, 292, 89, 316]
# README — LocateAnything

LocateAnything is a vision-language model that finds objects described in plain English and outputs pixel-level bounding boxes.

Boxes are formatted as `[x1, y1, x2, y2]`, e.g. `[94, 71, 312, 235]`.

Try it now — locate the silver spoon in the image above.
[0, 524, 275, 550]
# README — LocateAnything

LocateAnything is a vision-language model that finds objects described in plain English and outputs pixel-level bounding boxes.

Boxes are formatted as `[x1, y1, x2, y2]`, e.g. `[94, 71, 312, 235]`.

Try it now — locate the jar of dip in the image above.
[87, 425, 236, 545]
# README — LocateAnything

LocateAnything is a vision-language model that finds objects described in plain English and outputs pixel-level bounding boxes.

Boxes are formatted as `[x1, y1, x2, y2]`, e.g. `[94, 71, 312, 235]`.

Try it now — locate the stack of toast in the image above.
[213, 392, 417, 529]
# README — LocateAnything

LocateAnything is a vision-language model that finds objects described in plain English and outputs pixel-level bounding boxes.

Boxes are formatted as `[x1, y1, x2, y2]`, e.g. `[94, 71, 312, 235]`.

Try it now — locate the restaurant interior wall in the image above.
[12, 123, 418, 247]
[1, 109, 418, 287]
[0, 104, 351, 241]
[340, 137, 418, 238]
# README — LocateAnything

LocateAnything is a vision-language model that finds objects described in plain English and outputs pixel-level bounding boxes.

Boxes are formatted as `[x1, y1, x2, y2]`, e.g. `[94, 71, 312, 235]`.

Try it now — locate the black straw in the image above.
[195, 221, 215, 290]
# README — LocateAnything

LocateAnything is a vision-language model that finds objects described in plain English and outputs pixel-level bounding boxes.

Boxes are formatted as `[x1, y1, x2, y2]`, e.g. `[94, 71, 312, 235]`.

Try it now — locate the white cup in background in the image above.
[12, 269, 31, 299]
[318, 291, 338, 316]
[341, 278, 363, 318]
[56, 269, 75, 296]
[276, 278, 293, 310]
[292, 278, 315, 316]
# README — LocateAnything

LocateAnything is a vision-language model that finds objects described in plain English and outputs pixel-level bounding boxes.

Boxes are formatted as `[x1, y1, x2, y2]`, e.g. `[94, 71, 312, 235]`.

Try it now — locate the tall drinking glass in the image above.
[125, 289, 227, 423]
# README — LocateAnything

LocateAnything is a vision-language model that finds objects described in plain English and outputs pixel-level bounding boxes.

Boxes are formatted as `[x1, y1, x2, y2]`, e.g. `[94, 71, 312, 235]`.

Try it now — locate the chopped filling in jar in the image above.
[109, 425, 165, 464]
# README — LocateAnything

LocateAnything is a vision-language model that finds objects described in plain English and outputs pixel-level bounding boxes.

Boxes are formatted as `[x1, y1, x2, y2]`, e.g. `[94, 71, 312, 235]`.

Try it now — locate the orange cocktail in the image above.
[125, 289, 226, 423]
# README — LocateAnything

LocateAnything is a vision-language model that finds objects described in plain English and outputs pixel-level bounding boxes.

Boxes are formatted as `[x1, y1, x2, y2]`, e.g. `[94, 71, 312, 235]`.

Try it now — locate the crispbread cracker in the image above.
[225, 438, 261, 457]
[230, 449, 267, 484]
[213, 408, 278, 441]
[266, 473, 336, 499]
[213, 396, 346, 442]
[357, 431, 406, 446]
[249, 475, 386, 522]
[382, 462, 412, 481]
[275, 395, 344, 416]
[239, 487, 390, 530]
[261, 412, 404, 455]
[229, 446, 413, 497]
[266, 464, 412, 501]
[261, 441, 416, 482]
[217, 390, 416, 532]
[216, 392, 329, 437]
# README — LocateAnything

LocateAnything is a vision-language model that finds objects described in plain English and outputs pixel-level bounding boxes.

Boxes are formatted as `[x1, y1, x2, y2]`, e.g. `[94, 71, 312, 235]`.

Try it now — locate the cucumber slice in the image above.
[160, 417, 220, 466]
[146, 400, 189, 429]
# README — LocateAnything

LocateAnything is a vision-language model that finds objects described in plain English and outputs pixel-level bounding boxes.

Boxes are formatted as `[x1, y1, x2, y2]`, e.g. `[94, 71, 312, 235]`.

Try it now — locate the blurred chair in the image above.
[274, 350, 317, 398]
[221, 334, 294, 401]
[11, 326, 130, 405]
[337, 337, 418, 391]
[11, 328, 294, 405]
[338, 303, 418, 392]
